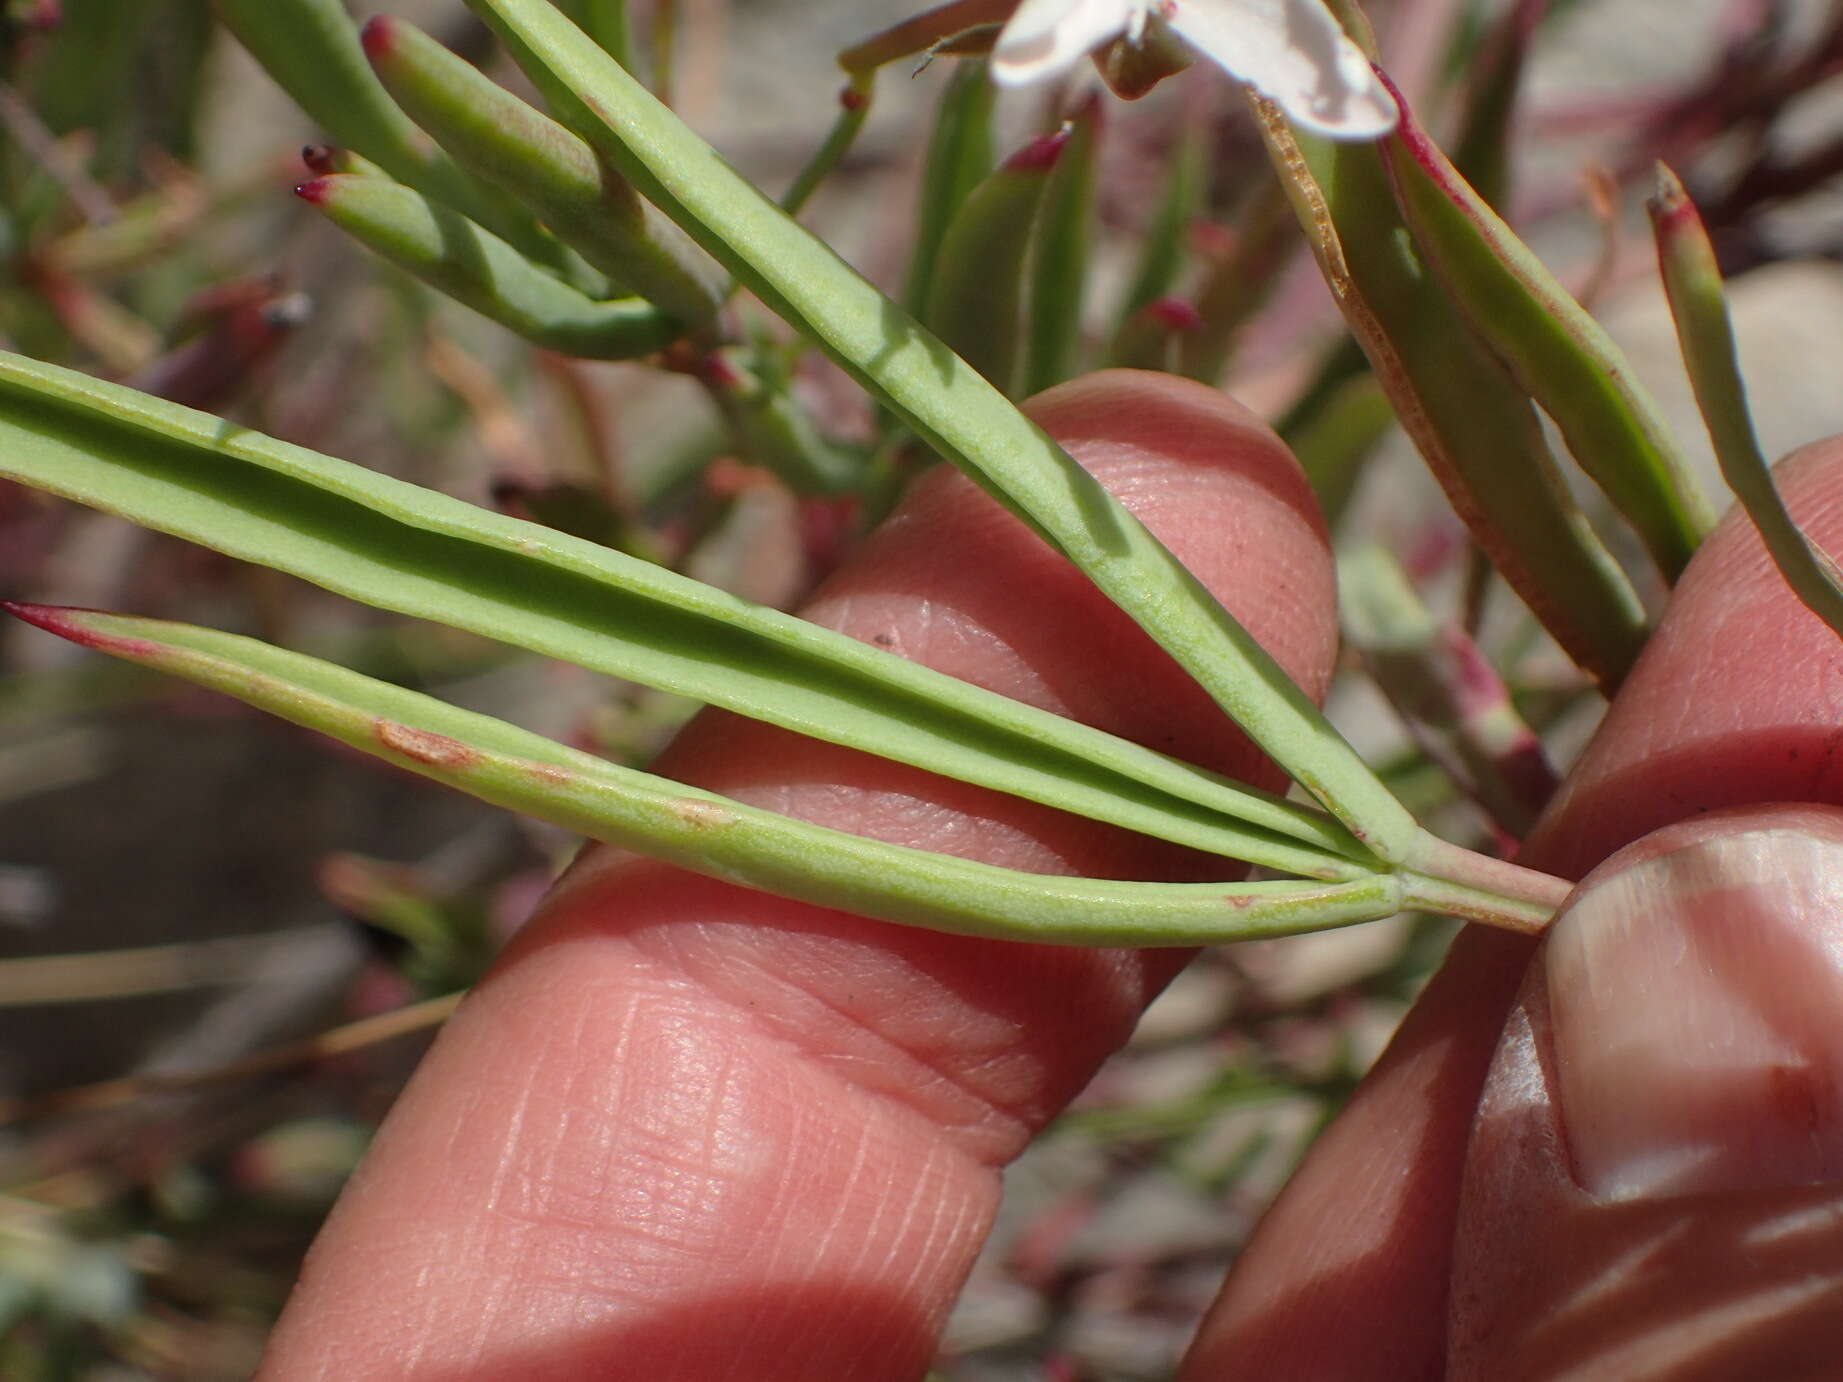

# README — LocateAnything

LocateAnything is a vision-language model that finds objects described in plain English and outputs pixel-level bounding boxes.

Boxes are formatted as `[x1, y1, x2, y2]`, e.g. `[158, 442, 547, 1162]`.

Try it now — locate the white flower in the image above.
[990, 0, 1398, 141]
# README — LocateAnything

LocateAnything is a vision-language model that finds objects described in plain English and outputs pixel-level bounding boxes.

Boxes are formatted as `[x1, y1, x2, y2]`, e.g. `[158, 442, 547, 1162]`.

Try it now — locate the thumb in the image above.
[1452, 803, 1843, 1379]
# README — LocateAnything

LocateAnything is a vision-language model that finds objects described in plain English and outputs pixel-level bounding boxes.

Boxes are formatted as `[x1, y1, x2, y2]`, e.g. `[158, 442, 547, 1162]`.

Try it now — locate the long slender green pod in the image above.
[3, 605, 1405, 947]
[781, 77, 873, 217]
[0, 349, 1371, 879]
[788, 0, 1014, 220]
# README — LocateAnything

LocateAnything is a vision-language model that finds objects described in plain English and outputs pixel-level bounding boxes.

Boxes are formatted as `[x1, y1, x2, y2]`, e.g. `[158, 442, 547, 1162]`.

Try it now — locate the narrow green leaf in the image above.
[0, 350, 1367, 879]
[362, 15, 721, 325]
[926, 131, 1065, 392]
[464, 0, 1424, 862]
[1259, 103, 1648, 689]
[209, 0, 594, 292]
[1380, 76, 1715, 582]
[906, 57, 999, 316]
[1021, 96, 1100, 397]
[297, 174, 683, 360]
[1649, 166, 1843, 638]
[5, 605, 1404, 946]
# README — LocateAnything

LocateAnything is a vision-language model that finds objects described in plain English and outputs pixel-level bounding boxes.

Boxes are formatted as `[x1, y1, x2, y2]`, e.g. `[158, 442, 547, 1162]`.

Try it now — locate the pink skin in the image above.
[261, 368, 1843, 1379]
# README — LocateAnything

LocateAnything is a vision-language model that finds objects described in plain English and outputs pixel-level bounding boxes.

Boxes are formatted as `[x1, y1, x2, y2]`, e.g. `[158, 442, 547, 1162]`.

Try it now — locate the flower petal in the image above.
[1165, 0, 1398, 139]
[991, 0, 1134, 86]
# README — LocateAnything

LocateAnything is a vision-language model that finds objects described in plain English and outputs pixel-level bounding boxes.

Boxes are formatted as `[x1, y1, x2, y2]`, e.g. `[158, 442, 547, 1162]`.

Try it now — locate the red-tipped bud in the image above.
[696, 350, 747, 392]
[294, 177, 332, 205]
[1142, 297, 1204, 333]
[1648, 162, 1704, 238]
[2, 602, 156, 656]
[1004, 127, 1070, 174]
[4, 600, 77, 635]
[358, 14, 397, 63]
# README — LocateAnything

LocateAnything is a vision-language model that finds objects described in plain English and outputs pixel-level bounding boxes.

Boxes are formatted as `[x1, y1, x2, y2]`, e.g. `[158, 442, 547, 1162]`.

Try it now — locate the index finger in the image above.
[256, 371, 1338, 1380]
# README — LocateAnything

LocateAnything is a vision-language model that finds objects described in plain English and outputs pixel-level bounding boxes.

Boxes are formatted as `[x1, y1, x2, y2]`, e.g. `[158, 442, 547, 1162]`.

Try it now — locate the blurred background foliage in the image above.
[0, 0, 1841, 1376]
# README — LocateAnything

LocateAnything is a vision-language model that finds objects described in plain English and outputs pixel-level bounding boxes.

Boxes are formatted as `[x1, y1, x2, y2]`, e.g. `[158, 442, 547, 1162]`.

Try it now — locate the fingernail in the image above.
[1548, 828, 1843, 1201]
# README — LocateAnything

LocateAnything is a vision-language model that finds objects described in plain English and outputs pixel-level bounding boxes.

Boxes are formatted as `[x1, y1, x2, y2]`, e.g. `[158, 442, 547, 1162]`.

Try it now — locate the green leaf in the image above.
[362, 15, 721, 324]
[1649, 166, 1843, 638]
[0, 349, 1367, 881]
[906, 57, 998, 317]
[926, 130, 1065, 393]
[463, 0, 1424, 864]
[1021, 96, 1100, 397]
[1380, 78, 1715, 582]
[1258, 102, 1648, 690]
[4, 605, 1405, 946]
[298, 174, 683, 359]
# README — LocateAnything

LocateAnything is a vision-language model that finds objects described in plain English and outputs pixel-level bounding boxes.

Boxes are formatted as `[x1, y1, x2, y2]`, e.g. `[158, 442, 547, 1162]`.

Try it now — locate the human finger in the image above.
[1183, 437, 1843, 1380]
[257, 371, 1338, 1381]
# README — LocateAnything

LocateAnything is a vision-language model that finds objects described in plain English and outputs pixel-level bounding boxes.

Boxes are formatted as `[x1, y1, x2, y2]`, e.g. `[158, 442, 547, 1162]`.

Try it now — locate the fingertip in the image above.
[1549, 804, 1843, 1201]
